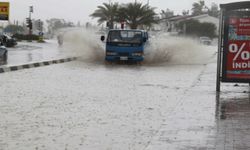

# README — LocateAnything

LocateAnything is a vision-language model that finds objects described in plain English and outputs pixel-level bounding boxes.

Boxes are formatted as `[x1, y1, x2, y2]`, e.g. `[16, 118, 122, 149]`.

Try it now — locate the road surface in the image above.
[1, 48, 250, 150]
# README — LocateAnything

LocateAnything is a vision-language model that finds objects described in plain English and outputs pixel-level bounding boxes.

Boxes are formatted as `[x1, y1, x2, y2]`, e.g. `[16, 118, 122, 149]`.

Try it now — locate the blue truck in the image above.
[101, 29, 148, 63]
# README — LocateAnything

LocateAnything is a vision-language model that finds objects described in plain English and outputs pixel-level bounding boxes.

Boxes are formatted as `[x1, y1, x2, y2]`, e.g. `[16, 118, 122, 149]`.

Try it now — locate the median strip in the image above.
[0, 57, 78, 74]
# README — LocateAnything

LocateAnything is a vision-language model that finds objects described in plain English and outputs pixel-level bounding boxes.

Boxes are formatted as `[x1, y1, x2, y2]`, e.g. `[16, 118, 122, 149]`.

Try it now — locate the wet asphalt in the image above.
[0, 40, 250, 149]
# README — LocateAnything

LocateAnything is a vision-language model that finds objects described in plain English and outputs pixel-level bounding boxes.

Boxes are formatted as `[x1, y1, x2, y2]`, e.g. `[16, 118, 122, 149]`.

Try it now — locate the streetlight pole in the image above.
[28, 6, 33, 35]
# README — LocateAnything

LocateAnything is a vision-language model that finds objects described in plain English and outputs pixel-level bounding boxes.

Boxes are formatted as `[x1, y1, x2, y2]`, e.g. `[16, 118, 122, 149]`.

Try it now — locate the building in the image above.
[159, 14, 219, 33]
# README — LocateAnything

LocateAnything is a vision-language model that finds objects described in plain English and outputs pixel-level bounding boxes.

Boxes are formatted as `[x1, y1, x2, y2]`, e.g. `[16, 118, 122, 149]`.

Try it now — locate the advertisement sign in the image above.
[0, 2, 9, 20]
[216, 2, 250, 91]
[222, 11, 250, 82]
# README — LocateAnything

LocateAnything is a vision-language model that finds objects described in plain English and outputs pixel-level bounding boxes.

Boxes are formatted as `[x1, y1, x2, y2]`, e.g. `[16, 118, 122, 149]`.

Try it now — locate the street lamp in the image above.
[28, 6, 33, 35]
[29, 6, 33, 19]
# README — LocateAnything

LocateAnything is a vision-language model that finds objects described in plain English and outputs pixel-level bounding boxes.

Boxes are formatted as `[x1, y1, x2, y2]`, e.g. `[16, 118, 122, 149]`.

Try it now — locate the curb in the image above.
[0, 57, 78, 74]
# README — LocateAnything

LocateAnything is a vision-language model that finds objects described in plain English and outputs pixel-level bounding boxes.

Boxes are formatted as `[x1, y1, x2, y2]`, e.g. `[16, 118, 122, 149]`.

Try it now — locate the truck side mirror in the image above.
[143, 37, 147, 42]
[101, 36, 105, 41]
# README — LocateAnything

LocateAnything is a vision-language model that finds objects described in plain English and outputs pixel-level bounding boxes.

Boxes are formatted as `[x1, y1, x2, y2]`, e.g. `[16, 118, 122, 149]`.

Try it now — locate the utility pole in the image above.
[37, 19, 44, 42]
[28, 6, 33, 35]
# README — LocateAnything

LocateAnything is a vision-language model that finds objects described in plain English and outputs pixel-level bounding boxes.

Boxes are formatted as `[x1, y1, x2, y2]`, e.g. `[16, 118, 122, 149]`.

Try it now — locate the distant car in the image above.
[0, 34, 17, 47]
[0, 46, 7, 64]
[199, 36, 212, 45]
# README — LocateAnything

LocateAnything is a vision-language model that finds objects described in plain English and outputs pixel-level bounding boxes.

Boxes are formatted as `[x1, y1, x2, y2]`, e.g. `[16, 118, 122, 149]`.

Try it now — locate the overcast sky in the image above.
[2, 0, 248, 24]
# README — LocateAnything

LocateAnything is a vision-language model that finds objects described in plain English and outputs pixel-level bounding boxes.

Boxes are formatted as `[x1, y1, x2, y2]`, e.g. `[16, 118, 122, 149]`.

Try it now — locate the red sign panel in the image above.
[0, 2, 9, 20]
[224, 13, 250, 80]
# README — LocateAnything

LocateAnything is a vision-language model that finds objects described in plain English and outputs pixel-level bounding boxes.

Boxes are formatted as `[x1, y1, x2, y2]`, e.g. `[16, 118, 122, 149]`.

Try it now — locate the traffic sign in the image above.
[39, 32, 43, 36]
[0, 2, 9, 20]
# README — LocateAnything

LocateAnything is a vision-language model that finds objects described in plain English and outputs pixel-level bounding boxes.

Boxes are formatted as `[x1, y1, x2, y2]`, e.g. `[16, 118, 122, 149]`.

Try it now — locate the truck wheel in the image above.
[105, 60, 112, 65]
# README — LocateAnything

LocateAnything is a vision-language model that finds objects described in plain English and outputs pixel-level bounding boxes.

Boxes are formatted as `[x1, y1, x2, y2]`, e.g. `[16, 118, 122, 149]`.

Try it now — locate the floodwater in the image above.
[2, 40, 73, 66]
[2, 28, 216, 67]
[62, 28, 216, 66]
[1, 28, 250, 149]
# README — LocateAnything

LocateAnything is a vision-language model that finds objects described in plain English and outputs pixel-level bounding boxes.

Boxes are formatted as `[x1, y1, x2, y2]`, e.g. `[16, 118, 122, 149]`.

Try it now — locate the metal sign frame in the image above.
[216, 2, 250, 92]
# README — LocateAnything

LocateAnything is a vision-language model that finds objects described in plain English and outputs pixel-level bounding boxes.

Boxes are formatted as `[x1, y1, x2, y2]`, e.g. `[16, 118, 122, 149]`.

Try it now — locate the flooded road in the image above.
[1, 52, 250, 149]
[2, 40, 73, 66]
[0, 30, 249, 149]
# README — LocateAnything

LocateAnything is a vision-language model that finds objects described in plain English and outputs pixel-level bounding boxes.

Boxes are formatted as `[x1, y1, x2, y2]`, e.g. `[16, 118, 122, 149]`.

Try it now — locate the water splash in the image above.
[62, 28, 216, 65]
[144, 33, 216, 65]
[62, 28, 105, 63]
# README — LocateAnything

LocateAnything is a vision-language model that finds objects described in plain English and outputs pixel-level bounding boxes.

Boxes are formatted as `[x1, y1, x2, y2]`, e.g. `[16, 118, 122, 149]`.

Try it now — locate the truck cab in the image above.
[101, 29, 148, 62]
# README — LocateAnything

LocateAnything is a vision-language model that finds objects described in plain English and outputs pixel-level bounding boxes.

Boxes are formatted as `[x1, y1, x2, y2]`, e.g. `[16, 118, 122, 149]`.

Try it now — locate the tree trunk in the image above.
[110, 22, 114, 29]
[107, 21, 114, 29]
[130, 23, 137, 29]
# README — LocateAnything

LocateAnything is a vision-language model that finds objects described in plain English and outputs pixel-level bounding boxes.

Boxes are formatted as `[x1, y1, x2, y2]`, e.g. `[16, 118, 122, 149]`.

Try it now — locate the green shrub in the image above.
[13, 34, 40, 41]
[177, 19, 217, 38]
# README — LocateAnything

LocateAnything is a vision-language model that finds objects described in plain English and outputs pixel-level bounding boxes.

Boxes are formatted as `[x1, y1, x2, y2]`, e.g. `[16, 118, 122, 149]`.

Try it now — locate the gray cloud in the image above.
[7, 0, 247, 24]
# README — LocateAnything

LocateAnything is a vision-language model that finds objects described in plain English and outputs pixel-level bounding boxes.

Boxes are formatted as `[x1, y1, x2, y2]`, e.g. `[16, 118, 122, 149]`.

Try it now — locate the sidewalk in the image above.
[145, 62, 250, 150]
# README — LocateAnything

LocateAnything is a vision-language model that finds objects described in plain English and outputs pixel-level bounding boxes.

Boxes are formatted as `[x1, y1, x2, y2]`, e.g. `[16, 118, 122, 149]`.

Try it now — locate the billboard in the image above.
[222, 11, 250, 82]
[0, 2, 9, 20]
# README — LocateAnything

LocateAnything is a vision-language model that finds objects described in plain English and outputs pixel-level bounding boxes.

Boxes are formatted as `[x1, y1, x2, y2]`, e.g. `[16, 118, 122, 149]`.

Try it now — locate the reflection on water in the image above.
[28, 52, 33, 62]
[0, 40, 70, 66]
[216, 91, 250, 120]
[215, 90, 250, 149]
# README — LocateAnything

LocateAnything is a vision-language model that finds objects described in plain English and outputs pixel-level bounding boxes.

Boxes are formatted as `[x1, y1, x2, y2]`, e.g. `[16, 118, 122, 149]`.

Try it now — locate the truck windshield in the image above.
[107, 30, 142, 44]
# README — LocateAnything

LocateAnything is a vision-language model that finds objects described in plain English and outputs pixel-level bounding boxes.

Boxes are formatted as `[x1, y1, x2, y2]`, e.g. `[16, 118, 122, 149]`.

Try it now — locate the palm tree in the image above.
[192, 0, 207, 15]
[117, 2, 158, 29]
[208, 3, 219, 18]
[90, 2, 119, 29]
[160, 9, 174, 19]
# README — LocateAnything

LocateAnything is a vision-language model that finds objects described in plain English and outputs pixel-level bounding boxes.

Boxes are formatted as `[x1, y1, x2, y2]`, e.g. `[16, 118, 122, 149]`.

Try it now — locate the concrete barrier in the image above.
[0, 57, 78, 74]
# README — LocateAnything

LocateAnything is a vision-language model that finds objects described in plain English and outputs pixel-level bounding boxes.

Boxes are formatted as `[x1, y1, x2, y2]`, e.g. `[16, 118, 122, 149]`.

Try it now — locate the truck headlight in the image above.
[106, 51, 117, 56]
[132, 52, 143, 56]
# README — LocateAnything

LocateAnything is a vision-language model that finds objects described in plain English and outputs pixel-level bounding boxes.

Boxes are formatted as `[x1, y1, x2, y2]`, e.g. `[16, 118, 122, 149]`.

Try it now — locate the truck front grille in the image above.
[119, 52, 129, 56]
